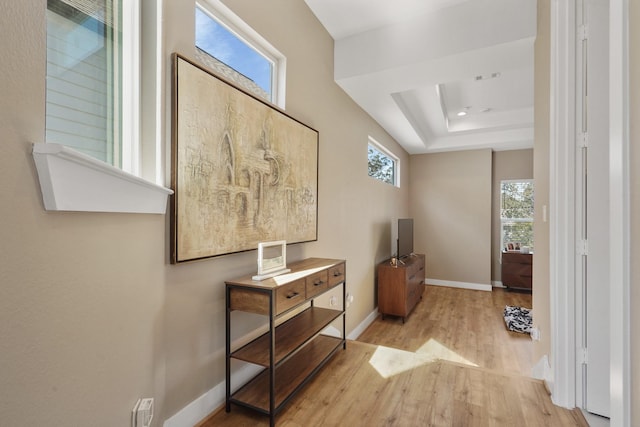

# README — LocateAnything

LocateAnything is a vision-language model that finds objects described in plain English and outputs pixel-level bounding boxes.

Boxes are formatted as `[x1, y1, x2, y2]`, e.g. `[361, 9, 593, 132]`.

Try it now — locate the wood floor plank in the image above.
[200, 286, 586, 427]
[358, 285, 534, 377]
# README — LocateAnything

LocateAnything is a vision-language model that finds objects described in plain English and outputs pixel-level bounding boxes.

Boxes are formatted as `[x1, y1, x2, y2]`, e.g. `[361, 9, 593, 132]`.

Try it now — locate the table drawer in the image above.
[328, 263, 346, 287]
[306, 270, 329, 299]
[275, 279, 306, 314]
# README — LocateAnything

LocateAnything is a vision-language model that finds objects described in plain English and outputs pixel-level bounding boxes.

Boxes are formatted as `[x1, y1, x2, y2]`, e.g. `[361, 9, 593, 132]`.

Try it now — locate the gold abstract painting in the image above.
[171, 55, 318, 263]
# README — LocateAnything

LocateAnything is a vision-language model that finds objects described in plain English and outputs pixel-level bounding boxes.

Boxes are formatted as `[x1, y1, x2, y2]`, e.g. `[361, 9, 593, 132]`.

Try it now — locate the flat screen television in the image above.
[397, 218, 414, 259]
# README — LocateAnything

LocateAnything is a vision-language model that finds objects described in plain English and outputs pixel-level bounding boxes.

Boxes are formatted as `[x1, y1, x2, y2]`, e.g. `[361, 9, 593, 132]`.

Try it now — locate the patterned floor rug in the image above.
[503, 305, 532, 334]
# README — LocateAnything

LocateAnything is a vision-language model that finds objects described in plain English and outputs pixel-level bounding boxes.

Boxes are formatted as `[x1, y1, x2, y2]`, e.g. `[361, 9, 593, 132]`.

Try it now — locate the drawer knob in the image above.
[286, 292, 301, 299]
[333, 271, 342, 277]
[314, 280, 325, 286]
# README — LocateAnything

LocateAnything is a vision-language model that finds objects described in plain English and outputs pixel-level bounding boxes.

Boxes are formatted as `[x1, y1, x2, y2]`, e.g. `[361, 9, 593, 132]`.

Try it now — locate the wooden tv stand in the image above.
[376, 254, 425, 323]
[225, 258, 346, 427]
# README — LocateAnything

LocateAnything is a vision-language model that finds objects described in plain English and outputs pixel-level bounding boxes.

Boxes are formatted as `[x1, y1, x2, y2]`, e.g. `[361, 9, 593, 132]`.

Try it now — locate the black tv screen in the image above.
[397, 218, 413, 259]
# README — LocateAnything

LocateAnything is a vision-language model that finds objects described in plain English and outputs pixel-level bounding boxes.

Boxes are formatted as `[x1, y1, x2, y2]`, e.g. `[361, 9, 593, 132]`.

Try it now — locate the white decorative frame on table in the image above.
[252, 240, 291, 281]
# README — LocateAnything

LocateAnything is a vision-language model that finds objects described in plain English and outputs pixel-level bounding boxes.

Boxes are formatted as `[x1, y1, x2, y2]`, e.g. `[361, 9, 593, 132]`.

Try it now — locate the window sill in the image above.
[32, 143, 173, 214]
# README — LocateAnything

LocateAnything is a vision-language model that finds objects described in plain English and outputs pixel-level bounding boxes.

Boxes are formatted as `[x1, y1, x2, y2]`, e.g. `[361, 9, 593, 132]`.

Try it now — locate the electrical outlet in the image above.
[345, 293, 354, 308]
[132, 398, 154, 427]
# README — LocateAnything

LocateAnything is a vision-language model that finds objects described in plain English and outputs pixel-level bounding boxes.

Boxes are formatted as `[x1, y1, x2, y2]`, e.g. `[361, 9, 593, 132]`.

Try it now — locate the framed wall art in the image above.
[170, 54, 318, 263]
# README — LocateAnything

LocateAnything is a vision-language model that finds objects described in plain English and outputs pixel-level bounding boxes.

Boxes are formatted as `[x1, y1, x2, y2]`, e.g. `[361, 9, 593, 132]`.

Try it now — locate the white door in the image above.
[580, 0, 610, 418]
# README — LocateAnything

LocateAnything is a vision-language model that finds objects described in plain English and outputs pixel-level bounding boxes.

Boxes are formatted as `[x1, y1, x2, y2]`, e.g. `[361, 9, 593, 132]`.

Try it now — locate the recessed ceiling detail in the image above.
[305, 0, 537, 153]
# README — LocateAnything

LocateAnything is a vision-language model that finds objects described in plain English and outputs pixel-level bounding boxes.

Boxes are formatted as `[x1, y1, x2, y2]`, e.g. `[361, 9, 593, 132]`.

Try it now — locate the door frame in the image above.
[607, 0, 631, 423]
[549, 0, 630, 424]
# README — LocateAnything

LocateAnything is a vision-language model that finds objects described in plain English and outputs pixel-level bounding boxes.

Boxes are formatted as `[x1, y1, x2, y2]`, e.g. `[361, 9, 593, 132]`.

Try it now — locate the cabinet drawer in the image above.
[502, 252, 532, 265]
[229, 287, 269, 315]
[328, 263, 346, 287]
[306, 270, 329, 299]
[406, 263, 420, 279]
[276, 279, 306, 314]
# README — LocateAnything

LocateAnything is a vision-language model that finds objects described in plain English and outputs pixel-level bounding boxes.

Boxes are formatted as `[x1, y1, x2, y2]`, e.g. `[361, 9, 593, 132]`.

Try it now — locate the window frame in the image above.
[44, 0, 140, 174]
[34, 0, 173, 214]
[500, 179, 534, 251]
[195, 0, 286, 108]
[367, 137, 400, 187]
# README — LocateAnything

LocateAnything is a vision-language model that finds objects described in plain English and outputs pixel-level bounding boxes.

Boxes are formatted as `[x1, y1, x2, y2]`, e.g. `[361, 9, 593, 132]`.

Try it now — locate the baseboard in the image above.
[492, 280, 505, 288]
[532, 354, 553, 396]
[163, 362, 262, 427]
[165, 308, 374, 427]
[347, 308, 378, 340]
[427, 278, 492, 292]
[163, 321, 273, 427]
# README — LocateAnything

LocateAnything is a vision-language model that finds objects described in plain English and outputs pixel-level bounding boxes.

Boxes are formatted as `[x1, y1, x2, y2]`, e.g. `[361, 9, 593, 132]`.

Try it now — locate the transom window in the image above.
[500, 180, 534, 251]
[368, 137, 399, 187]
[195, 3, 283, 105]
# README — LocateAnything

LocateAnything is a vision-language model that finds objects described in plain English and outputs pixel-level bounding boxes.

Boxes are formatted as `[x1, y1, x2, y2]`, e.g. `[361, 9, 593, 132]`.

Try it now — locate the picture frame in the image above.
[170, 54, 319, 263]
[252, 240, 291, 280]
[505, 242, 521, 252]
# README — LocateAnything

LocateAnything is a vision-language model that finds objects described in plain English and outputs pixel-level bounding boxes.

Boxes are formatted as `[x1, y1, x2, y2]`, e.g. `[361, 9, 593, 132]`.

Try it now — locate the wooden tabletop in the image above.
[225, 257, 345, 289]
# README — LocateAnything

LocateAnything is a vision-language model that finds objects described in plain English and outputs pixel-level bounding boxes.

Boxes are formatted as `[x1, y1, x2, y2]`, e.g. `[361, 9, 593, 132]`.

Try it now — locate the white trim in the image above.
[548, 0, 577, 409]
[121, 0, 141, 175]
[347, 308, 379, 340]
[609, 0, 631, 424]
[426, 279, 492, 292]
[573, 0, 588, 410]
[492, 281, 505, 288]
[532, 354, 553, 385]
[32, 143, 173, 213]
[162, 362, 262, 427]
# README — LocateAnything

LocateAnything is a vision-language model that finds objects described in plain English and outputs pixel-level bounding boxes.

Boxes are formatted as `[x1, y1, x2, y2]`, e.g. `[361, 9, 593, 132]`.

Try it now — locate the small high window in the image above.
[500, 180, 534, 251]
[195, 3, 283, 105]
[368, 138, 399, 186]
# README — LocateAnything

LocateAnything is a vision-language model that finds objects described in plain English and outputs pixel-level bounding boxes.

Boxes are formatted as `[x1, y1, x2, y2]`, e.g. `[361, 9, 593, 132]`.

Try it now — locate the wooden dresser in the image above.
[501, 252, 533, 290]
[376, 254, 425, 323]
[225, 258, 346, 427]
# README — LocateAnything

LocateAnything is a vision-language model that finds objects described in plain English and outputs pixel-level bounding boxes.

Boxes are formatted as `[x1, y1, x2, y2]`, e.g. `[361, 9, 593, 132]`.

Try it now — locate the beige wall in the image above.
[0, 1, 409, 425]
[532, 0, 551, 365]
[410, 150, 492, 285]
[491, 149, 534, 282]
[630, 1, 639, 424]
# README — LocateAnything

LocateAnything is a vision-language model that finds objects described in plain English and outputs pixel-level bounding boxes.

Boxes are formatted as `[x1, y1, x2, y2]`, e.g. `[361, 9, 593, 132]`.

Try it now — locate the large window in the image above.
[195, 3, 282, 105]
[46, 0, 139, 172]
[500, 180, 534, 251]
[368, 138, 399, 186]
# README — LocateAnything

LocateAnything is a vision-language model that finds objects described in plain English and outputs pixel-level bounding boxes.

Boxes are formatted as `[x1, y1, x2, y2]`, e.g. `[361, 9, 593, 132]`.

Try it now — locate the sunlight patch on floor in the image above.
[416, 338, 478, 367]
[368, 345, 437, 379]
[368, 339, 478, 379]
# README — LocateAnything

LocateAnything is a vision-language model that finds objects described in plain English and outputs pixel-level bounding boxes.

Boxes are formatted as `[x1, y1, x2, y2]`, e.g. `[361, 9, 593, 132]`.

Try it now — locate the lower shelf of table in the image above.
[230, 334, 344, 413]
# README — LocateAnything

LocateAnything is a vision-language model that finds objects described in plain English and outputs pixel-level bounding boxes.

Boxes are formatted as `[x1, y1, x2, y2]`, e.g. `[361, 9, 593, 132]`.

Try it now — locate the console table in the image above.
[225, 258, 346, 426]
[376, 254, 425, 323]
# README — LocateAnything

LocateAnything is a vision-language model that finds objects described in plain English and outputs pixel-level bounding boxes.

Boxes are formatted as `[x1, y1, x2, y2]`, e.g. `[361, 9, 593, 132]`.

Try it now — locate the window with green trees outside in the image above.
[501, 180, 534, 251]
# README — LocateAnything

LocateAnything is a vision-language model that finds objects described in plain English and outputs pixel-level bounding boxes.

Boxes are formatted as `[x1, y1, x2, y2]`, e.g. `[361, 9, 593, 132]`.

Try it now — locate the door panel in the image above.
[584, 0, 610, 417]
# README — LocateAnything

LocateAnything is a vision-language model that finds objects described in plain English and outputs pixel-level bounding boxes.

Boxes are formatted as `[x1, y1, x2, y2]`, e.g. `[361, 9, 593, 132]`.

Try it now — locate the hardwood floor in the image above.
[358, 285, 535, 377]
[200, 285, 587, 427]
